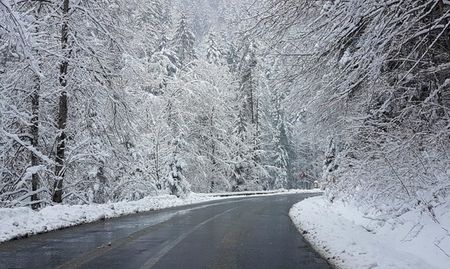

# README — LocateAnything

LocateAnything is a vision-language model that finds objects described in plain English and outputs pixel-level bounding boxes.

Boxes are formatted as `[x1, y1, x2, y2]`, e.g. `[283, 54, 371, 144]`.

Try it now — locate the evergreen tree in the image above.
[230, 41, 267, 191]
[206, 33, 223, 65]
[269, 90, 291, 189]
[226, 41, 239, 72]
[172, 14, 197, 66]
[167, 134, 191, 197]
[131, 0, 170, 57]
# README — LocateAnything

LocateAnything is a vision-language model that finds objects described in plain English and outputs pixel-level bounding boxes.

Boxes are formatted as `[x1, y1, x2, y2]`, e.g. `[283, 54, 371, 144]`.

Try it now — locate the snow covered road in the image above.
[0, 193, 328, 269]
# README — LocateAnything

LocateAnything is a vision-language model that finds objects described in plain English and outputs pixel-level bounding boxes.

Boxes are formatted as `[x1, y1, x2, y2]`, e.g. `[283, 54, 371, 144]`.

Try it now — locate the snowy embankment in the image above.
[0, 193, 215, 243]
[0, 189, 319, 244]
[204, 188, 321, 197]
[290, 196, 450, 269]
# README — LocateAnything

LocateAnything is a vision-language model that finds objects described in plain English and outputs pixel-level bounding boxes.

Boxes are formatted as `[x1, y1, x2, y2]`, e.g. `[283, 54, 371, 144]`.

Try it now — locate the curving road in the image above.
[0, 193, 330, 269]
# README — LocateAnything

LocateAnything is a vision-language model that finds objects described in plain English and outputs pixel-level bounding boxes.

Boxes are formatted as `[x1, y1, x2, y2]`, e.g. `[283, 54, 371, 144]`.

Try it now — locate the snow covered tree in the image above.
[251, 0, 450, 212]
[1, 0, 174, 205]
[129, 0, 171, 58]
[172, 14, 197, 67]
[206, 33, 224, 65]
[266, 89, 292, 189]
[0, 0, 54, 208]
[229, 40, 269, 191]
[52, 0, 70, 203]
[1, 0, 332, 210]
[176, 59, 237, 192]
[167, 134, 190, 197]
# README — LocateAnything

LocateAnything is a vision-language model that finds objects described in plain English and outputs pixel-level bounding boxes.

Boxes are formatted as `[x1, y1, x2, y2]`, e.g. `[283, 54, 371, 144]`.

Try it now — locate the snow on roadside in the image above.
[290, 196, 450, 269]
[0, 193, 214, 243]
[0, 189, 320, 244]
[203, 188, 322, 197]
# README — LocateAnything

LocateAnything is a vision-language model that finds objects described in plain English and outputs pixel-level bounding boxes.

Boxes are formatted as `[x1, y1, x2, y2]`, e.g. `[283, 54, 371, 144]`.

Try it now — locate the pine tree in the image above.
[172, 14, 196, 67]
[226, 41, 239, 72]
[167, 134, 191, 197]
[133, 0, 169, 57]
[206, 33, 223, 65]
[269, 91, 290, 188]
[230, 40, 266, 191]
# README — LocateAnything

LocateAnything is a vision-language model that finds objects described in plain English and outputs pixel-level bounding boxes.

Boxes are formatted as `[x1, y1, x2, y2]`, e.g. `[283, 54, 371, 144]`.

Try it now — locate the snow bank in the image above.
[289, 196, 450, 269]
[0, 193, 217, 243]
[204, 188, 322, 197]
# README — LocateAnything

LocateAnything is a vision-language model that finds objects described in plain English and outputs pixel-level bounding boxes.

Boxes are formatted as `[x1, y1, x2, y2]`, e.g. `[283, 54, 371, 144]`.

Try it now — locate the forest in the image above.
[1, 0, 449, 221]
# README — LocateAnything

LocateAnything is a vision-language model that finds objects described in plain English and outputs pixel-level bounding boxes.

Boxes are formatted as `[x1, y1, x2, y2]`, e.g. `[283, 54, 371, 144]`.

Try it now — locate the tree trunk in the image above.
[53, 0, 70, 203]
[30, 80, 40, 209]
[437, 0, 450, 52]
[30, 3, 43, 210]
[249, 81, 255, 124]
[209, 109, 216, 193]
[155, 132, 161, 190]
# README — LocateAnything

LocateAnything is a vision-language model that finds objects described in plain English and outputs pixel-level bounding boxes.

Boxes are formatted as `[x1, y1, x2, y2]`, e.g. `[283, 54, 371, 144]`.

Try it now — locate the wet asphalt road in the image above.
[0, 193, 330, 269]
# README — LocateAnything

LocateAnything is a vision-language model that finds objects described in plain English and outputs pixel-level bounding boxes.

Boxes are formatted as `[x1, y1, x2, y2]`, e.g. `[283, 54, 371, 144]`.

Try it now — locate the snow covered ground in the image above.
[203, 188, 321, 197]
[0, 189, 319, 244]
[290, 196, 450, 269]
